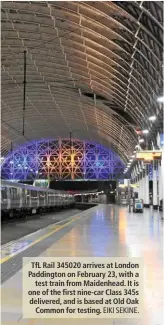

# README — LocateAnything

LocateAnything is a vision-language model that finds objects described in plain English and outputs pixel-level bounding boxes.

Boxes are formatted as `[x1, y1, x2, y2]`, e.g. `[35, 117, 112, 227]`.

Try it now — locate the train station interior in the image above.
[1, 1, 164, 325]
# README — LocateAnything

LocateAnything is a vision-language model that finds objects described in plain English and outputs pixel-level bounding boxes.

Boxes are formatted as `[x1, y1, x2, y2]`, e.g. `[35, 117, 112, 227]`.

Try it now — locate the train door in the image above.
[21, 188, 26, 207]
[10, 187, 20, 209]
[54, 193, 57, 207]
[1, 186, 8, 210]
[31, 190, 38, 208]
[39, 191, 46, 207]
[43, 191, 46, 207]
[47, 192, 51, 207]
[57, 193, 60, 206]
[19, 187, 23, 208]
[46, 192, 49, 206]
[26, 189, 31, 207]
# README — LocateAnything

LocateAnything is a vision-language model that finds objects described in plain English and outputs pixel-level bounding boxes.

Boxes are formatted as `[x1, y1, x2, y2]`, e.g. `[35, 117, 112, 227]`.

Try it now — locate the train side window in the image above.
[40, 192, 45, 198]
[31, 190, 37, 198]
[1, 187, 7, 200]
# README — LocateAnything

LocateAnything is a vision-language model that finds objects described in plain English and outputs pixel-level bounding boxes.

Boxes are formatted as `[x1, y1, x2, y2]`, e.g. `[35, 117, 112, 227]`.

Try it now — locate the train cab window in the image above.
[1, 187, 7, 200]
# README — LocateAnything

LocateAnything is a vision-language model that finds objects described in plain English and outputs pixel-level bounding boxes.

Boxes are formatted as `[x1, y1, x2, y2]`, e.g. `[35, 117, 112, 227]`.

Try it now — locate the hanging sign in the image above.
[130, 183, 139, 188]
[136, 151, 162, 162]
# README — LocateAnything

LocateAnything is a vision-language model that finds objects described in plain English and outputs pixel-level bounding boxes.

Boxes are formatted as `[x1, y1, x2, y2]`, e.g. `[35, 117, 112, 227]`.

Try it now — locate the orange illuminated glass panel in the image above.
[136, 152, 161, 161]
[153, 152, 162, 159]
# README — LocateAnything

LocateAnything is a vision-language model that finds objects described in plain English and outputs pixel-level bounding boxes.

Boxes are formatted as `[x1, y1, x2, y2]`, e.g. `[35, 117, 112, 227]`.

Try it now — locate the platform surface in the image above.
[1, 204, 163, 325]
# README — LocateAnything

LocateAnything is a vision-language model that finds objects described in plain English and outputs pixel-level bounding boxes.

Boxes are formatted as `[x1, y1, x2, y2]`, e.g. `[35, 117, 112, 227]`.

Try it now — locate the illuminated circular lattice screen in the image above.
[1, 139, 125, 180]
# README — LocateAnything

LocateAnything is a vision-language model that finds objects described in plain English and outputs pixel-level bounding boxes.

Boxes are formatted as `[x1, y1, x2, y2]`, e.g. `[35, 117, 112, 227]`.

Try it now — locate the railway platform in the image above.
[1, 204, 163, 325]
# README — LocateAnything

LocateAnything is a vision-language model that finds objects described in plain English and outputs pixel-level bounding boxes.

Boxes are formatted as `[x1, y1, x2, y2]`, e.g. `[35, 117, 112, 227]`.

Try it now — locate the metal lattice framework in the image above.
[0, 139, 125, 180]
[1, 1, 163, 163]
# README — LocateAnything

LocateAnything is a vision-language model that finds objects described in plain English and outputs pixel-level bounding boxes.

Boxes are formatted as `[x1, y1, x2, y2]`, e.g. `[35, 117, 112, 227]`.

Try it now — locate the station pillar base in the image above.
[144, 204, 150, 208]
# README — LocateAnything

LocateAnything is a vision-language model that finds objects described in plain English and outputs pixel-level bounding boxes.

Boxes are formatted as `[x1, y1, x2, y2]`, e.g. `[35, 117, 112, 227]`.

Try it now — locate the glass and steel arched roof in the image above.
[1, 1, 163, 163]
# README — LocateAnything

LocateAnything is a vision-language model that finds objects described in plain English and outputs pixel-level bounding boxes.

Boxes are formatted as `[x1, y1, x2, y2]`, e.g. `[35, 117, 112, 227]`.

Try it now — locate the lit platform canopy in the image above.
[1, 1, 163, 163]
[0, 139, 125, 181]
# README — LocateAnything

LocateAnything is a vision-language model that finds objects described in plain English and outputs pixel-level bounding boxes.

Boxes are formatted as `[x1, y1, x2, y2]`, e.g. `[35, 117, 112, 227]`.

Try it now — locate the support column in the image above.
[135, 183, 139, 198]
[158, 158, 163, 204]
[158, 162, 161, 203]
[153, 163, 158, 209]
[161, 150, 164, 201]
[139, 169, 143, 200]
[144, 166, 149, 208]
[137, 164, 141, 200]
[127, 179, 131, 212]
[141, 173, 144, 203]
[138, 176, 142, 200]
[22, 50, 27, 136]
[116, 182, 120, 205]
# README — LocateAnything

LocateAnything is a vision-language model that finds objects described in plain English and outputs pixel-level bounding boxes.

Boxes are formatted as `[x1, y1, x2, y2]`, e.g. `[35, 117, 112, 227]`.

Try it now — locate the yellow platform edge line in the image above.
[0, 215, 80, 264]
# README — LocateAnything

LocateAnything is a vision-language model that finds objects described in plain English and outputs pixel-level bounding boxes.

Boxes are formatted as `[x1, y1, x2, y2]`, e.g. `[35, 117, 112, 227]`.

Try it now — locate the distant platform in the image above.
[75, 202, 98, 209]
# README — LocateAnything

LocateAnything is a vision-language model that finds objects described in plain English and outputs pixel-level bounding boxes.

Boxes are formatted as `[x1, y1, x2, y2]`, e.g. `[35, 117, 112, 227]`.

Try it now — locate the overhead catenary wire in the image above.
[2, 120, 29, 141]
[22, 50, 27, 136]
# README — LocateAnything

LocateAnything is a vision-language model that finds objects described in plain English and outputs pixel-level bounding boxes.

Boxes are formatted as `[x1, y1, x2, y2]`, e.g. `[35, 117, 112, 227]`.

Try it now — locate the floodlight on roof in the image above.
[148, 115, 156, 121]
[157, 96, 164, 103]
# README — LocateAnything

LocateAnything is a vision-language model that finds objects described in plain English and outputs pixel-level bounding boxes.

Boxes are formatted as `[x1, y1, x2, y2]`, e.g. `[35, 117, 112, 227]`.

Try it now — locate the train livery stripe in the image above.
[0, 215, 80, 264]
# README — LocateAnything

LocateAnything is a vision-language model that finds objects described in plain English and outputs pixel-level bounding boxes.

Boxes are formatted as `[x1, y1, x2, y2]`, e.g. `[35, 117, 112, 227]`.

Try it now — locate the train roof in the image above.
[1, 180, 68, 194]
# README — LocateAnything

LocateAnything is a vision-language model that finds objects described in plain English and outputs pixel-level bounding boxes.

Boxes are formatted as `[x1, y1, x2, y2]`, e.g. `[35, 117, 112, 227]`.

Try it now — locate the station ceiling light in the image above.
[157, 96, 164, 103]
[129, 159, 133, 162]
[148, 115, 156, 121]
[142, 129, 149, 134]
[139, 138, 144, 143]
[131, 155, 135, 158]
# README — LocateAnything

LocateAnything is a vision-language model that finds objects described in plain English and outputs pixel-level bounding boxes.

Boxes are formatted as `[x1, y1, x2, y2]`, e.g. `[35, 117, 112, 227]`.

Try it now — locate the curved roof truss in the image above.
[1, 1, 163, 163]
